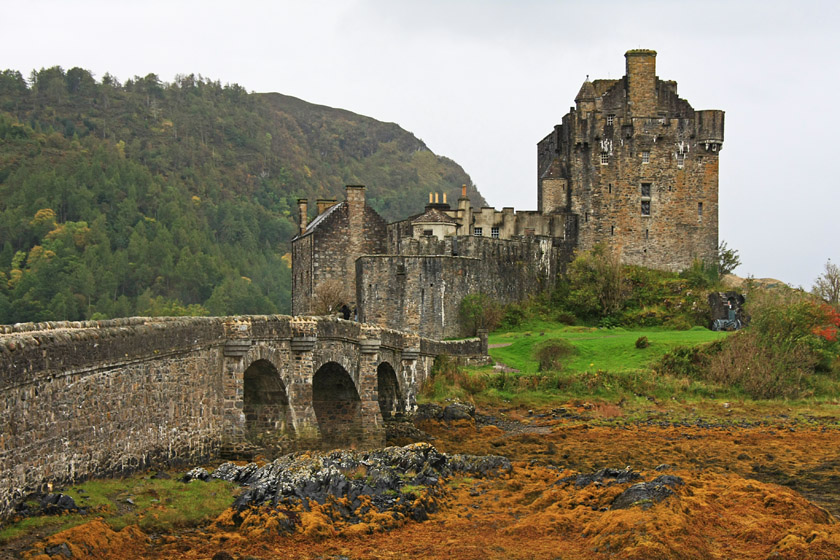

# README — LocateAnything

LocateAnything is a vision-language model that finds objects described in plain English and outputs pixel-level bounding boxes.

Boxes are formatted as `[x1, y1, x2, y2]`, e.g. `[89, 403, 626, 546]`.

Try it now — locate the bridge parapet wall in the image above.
[0, 314, 488, 519]
[0, 317, 226, 390]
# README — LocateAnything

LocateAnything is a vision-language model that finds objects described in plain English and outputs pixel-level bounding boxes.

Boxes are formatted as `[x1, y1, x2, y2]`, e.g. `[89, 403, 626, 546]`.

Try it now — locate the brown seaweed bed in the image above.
[11, 404, 840, 560]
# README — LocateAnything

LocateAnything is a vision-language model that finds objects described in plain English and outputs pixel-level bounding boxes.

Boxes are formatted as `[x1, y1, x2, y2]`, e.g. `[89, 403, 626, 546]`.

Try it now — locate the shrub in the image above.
[534, 338, 576, 372]
[566, 245, 626, 319]
[501, 301, 527, 329]
[664, 316, 692, 331]
[679, 258, 720, 289]
[598, 316, 620, 329]
[553, 311, 577, 325]
[705, 331, 816, 399]
[459, 293, 503, 336]
[619, 307, 666, 327]
[635, 336, 650, 349]
[311, 278, 345, 315]
[420, 355, 486, 399]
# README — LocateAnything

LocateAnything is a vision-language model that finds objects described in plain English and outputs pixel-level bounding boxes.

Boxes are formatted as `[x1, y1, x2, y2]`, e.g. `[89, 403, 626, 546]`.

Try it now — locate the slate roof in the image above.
[411, 208, 458, 224]
[575, 80, 596, 103]
[301, 201, 343, 235]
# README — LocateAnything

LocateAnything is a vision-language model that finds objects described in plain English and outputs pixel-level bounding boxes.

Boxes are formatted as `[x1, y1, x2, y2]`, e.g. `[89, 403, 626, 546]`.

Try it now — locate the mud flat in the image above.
[12, 404, 840, 560]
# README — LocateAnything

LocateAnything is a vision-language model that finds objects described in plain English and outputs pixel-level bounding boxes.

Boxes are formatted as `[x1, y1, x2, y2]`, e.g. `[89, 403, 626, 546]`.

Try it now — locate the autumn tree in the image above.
[813, 260, 840, 310]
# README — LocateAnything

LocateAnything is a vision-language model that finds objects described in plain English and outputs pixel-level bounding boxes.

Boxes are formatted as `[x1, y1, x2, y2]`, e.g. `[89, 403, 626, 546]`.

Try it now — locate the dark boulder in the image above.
[443, 402, 475, 421]
[40, 493, 78, 515]
[563, 467, 642, 488]
[611, 475, 684, 510]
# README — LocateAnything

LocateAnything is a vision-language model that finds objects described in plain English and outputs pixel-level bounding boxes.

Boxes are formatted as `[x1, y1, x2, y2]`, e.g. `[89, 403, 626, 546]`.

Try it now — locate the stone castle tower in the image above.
[538, 49, 724, 270]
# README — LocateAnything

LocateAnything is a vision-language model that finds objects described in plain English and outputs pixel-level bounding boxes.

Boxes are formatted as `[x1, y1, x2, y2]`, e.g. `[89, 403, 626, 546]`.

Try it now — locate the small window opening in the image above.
[677, 152, 685, 168]
[610, 225, 615, 236]
[473, 227, 483, 237]
[423, 229, 433, 237]
[600, 152, 609, 165]
[645, 229, 649, 240]
[698, 202, 703, 218]
[641, 200, 651, 216]
[641, 183, 651, 198]
[607, 114, 615, 126]
[491, 226, 500, 239]
[642, 151, 650, 164]
[608, 183, 612, 194]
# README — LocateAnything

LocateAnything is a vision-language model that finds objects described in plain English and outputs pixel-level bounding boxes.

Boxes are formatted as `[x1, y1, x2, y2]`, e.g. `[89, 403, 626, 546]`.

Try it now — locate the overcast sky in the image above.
[4, 0, 839, 288]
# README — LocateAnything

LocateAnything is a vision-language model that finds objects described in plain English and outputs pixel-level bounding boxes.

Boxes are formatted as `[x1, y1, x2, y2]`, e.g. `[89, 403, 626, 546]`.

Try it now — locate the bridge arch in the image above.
[312, 361, 363, 445]
[243, 359, 295, 440]
[376, 361, 405, 420]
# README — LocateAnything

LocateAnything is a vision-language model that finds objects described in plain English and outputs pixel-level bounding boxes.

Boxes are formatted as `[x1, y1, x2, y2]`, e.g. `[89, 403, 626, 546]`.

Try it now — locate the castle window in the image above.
[607, 114, 615, 126]
[645, 229, 649, 240]
[677, 152, 685, 168]
[473, 227, 483, 237]
[423, 229, 433, 237]
[610, 225, 615, 236]
[609, 183, 612, 194]
[642, 151, 650, 164]
[600, 152, 609, 165]
[641, 183, 651, 198]
[698, 202, 703, 218]
[491, 227, 500, 239]
[641, 201, 651, 216]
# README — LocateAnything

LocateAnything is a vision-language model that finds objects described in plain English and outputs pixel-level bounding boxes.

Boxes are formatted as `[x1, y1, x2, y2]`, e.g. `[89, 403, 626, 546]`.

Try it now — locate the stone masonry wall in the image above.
[291, 234, 314, 315]
[356, 236, 565, 339]
[0, 317, 228, 519]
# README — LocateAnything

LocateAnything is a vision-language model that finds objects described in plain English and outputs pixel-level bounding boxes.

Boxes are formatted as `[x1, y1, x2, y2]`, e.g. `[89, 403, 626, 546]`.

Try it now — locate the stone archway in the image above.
[243, 359, 294, 441]
[312, 361, 363, 445]
[376, 362, 404, 420]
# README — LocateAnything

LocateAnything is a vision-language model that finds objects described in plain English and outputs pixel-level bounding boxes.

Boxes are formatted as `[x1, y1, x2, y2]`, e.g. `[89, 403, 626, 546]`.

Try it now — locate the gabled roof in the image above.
[411, 208, 458, 225]
[575, 80, 596, 102]
[302, 201, 343, 235]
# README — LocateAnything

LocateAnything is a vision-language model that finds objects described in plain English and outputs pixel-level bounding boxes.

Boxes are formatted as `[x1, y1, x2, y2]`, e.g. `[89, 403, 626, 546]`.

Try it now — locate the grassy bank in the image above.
[0, 473, 235, 545]
[422, 320, 840, 410]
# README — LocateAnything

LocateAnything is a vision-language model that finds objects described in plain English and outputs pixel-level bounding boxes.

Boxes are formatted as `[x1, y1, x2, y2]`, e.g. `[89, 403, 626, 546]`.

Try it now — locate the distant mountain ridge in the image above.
[0, 67, 483, 322]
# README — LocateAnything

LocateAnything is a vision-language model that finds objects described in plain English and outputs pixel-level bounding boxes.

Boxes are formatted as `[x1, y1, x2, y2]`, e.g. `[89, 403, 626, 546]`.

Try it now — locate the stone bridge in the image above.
[0, 315, 487, 518]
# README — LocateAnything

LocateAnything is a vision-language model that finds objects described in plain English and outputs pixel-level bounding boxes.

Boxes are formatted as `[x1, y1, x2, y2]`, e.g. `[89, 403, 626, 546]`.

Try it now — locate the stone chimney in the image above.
[345, 185, 366, 306]
[457, 184, 472, 233]
[297, 198, 308, 235]
[625, 49, 657, 117]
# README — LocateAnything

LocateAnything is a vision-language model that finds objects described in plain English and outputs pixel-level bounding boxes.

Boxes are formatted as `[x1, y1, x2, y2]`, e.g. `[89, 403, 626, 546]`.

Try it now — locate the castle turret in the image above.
[695, 109, 725, 151]
[625, 49, 657, 117]
[575, 78, 597, 114]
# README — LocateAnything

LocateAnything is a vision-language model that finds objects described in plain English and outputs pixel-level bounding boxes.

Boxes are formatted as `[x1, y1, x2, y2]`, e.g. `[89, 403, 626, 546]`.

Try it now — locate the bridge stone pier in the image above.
[0, 315, 487, 518]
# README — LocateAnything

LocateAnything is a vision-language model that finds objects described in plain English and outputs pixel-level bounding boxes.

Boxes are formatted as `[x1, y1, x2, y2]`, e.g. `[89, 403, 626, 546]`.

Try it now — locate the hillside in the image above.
[0, 67, 483, 323]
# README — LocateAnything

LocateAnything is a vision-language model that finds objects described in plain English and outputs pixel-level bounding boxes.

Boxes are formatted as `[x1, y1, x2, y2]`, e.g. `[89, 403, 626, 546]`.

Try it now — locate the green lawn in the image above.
[489, 324, 728, 375]
[417, 322, 736, 407]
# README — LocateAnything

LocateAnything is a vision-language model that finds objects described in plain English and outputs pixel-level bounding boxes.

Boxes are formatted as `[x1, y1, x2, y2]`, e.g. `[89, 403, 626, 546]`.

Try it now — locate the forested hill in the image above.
[0, 67, 484, 323]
